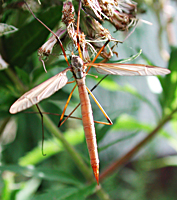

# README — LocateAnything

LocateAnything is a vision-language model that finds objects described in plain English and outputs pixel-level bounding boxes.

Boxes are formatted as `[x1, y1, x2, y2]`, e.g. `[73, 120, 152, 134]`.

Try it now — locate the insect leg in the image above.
[26, 110, 111, 125]
[86, 87, 113, 125]
[24, 76, 108, 128]
[76, 0, 83, 60]
[58, 84, 77, 127]
[36, 104, 46, 156]
[86, 40, 110, 73]
[59, 75, 111, 126]
[59, 103, 80, 127]
[67, 80, 76, 84]
[24, 1, 70, 66]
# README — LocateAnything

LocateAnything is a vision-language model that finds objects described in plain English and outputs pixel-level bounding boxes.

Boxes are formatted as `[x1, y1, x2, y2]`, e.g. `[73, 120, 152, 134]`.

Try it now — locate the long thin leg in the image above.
[90, 75, 108, 92]
[85, 19, 138, 73]
[76, 0, 83, 60]
[59, 75, 111, 127]
[26, 111, 109, 124]
[58, 84, 77, 127]
[58, 103, 80, 127]
[30, 76, 109, 130]
[67, 80, 76, 84]
[86, 40, 110, 73]
[86, 20, 139, 73]
[86, 86, 112, 125]
[36, 104, 46, 156]
[24, 1, 70, 66]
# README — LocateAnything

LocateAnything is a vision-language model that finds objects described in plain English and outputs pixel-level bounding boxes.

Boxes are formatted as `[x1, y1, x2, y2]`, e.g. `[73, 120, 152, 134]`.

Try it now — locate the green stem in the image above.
[33, 105, 93, 182]
[100, 108, 177, 181]
[96, 186, 111, 200]
[0, 117, 11, 137]
[33, 105, 111, 200]
[5, 68, 26, 92]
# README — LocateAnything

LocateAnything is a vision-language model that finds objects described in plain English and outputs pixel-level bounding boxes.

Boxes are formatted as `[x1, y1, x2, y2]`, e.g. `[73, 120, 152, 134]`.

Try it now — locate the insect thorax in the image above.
[71, 55, 85, 79]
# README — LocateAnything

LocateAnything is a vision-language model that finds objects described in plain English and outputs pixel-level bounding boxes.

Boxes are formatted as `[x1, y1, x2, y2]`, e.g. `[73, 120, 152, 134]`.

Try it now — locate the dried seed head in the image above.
[62, 1, 75, 26]
[82, 0, 107, 20]
[38, 29, 66, 72]
[83, 17, 112, 40]
[62, 1, 77, 52]
[79, 32, 91, 62]
[38, 37, 56, 59]
[80, 16, 119, 59]
[68, 28, 92, 62]
[62, 0, 137, 62]
[99, 0, 137, 30]
[62, 1, 93, 62]
[64, 21, 92, 62]
[38, 29, 66, 58]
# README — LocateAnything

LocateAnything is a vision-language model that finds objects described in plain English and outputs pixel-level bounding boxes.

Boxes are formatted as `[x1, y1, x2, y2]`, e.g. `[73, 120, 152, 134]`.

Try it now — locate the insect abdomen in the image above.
[76, 78, 99, 184]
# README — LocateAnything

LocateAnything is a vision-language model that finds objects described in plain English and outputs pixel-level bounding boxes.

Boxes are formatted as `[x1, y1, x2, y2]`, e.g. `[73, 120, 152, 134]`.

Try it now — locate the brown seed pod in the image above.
[38, 29, 66, 72]
[98, 0, 137, 31]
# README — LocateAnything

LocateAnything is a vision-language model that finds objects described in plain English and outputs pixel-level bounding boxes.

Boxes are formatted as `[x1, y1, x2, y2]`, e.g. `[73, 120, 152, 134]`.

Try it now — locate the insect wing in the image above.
[10, 68, 70, 114]
[86, 63, 171, 76]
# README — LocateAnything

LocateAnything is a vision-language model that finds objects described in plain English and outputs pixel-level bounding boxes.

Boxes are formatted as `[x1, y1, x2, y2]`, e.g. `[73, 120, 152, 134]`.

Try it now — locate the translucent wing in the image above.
[10, 68, 71, 114]
[85, 63, 171, 76]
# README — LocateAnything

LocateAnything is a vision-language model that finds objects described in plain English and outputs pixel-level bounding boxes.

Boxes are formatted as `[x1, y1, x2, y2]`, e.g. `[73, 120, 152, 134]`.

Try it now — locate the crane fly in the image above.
[9, 1, 171, 185]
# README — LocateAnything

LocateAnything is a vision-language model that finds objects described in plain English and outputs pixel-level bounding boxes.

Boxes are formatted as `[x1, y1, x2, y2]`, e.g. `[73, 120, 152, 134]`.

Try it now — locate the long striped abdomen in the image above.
[76, 78, 99, 184]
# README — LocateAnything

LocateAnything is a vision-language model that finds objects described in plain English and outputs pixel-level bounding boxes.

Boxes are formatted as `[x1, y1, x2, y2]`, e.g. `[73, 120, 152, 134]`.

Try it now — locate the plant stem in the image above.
[33, 105, 111, 200]
[96, 185, 111, 200]
[33, 105, 93, 181]
[5, 68, 26, 92]
[0, 117, 11, 137]
[100, 108, 177, 181]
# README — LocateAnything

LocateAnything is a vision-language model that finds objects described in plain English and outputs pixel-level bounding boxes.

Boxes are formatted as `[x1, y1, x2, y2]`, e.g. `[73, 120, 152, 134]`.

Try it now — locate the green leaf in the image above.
[31, 167, 81, 185]
[141, 156, 177, 171]
[112, 114, 170, 138]
[16, 178, 41, 200]
[31, 187, 77, 200]
[99, 131, 139, 152]
[2, 6, 62, 68]
[96, 118, 117, 142]
[95, 76, 119, 91]
[94, 49, 142, 64]
[18, 129, 84, 166]
[115, 84, 160, 120]
[15, 67, 30, 85]
[31, 183, 96, 200]
[96, 80, 160, 120]
[160, 47, 177, 111]
[112, 114, 151, 131]
[0, 165, 26, 174]
[115, 49, 143, 64]
[18, 139, 62, 166]
[1, 171, 14, 200]
[64, 183, 96, 200]
[0, 165, 81, 186]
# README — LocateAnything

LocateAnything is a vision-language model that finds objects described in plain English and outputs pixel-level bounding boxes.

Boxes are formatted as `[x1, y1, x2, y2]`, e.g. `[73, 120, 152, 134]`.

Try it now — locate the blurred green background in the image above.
[0, 0, 177, 199]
